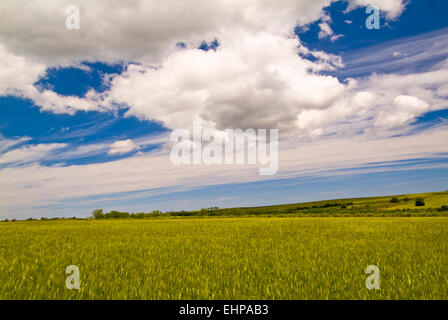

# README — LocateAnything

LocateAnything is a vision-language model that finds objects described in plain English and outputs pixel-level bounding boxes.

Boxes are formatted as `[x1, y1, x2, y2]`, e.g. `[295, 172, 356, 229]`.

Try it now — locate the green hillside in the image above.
[251, 190, 448, 211]
[91, 190, 448, 219]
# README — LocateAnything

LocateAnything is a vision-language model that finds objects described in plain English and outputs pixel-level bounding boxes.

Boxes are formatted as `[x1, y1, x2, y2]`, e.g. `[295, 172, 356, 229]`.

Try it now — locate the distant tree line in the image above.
[87, 202, 448, 220]
[92, 209, 165, 219]
[3, 202, 448, 222]
[91, 207, 221, 219]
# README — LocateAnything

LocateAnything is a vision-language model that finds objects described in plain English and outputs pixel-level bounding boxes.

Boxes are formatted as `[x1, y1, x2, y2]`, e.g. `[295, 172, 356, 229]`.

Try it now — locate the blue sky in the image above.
[0, 0, 447, 218]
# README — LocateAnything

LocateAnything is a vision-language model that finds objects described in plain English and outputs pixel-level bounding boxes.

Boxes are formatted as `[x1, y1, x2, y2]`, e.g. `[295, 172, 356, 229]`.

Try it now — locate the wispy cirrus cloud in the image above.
[0, 142, 66, 166]
[1, 124, 448, 218]
[338, 27, 448, 78]
[0, 135, 30, 153]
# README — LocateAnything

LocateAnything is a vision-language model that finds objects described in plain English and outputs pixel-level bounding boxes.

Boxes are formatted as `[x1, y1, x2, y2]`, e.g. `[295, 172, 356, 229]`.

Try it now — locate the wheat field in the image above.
[1, 217, 447, 299]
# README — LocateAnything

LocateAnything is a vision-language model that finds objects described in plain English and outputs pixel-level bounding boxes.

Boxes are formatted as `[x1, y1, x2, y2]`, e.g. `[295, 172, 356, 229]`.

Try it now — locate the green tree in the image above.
[92, 209, 104, 219]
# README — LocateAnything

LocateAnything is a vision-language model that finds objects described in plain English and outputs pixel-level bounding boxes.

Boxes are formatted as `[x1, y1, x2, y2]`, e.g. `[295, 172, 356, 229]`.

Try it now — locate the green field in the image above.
[1, 217, 447, 299]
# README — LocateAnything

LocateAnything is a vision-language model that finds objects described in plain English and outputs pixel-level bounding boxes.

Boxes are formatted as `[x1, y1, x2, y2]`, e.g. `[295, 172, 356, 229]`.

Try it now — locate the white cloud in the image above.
[394, 95, 430, 112]
[346, 0, 405, 19]
[108, 139, 140, 155]
[309, 128, 324, 139]
[288, 55, 448, 136]
[0, 136, 30, 153]
[0, 44, 46, 96]
[340, 28, 448, 77]
[330, 34, 344, 41]
[374, 95, 430, 129]
[99, 32, 347, 134]
[318, 22, 333, 39]
[0, 143, 66, 166]
[392, 51, 406, 57]
[0, 44, 108, 114]
[318, 22, 342, 41]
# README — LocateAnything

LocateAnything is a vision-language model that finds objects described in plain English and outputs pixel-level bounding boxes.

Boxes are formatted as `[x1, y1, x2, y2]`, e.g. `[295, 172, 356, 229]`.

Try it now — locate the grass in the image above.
[1, 217, 447, 299]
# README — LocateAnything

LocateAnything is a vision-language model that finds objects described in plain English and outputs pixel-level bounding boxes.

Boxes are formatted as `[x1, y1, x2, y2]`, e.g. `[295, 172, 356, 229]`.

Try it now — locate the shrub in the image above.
[390, 197, 399, 203]
[439, 205, 448, 212]
[415, 198, 425, 207]
[403, 198, 410, 202]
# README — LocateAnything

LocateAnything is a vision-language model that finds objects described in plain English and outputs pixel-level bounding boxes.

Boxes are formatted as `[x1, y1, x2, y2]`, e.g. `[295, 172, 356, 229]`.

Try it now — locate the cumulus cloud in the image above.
[0, 0, 409, 124]
[0, 44, 107, 114]
[394, 95, 430, 112]
[374, 95, 430, 129]
[0, 45, 46, 96]
[0, 0, 328, 66]
[306, 61, 448, 136]
[101, 32, 346, 134]
[108, 139, 140, 155]
[0, 0, 406, 66]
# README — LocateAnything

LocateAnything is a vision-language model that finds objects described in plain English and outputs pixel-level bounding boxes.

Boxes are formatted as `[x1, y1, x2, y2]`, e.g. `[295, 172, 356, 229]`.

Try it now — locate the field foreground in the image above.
[1, 217, 447, 299]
